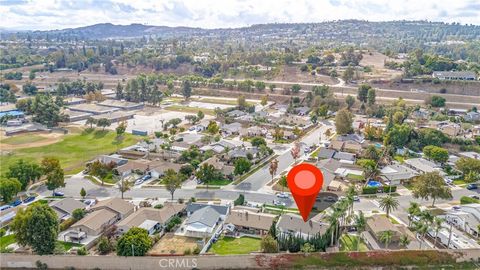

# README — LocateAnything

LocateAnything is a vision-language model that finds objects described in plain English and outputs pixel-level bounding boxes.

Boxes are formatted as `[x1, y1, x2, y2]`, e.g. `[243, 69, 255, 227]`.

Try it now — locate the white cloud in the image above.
[1, 0, 479, 30]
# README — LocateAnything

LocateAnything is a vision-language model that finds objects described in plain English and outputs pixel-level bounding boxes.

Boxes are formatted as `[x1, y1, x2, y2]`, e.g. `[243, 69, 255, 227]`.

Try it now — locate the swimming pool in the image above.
[367, 180, 382, 188]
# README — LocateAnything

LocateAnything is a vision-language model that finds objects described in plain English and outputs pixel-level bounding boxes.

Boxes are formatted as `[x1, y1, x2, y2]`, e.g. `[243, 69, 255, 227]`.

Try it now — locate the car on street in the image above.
[469, 195, 480, 200]
[466, 184, 478, 190]
[276, 192, 289, 198]
[273, 200, 286, 207]
[0, 205, 12, 211]
[53, 191, 64, 197]
[22, 196, 35, 204]
[141, 175, 152, 181]
[135, 179, 143, 185]
[324, 196, 337, 202]
[10, 199, 22, 207]
[353, 196, 360, 202]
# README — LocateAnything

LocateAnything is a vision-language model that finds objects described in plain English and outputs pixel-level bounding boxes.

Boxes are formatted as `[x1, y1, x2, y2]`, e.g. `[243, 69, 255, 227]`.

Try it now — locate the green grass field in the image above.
[339, 235, 368, 252]
[0, 234, 16, 250]
[57, 241, 83, 251]
[210, 236, 261, 255]
[1, 134, 46, 145]
[0, 130, 140, 175]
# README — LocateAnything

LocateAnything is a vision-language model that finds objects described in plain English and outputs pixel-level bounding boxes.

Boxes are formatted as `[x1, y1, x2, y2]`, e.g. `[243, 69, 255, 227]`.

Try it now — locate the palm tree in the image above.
[399, 234, 410, 249]
[416, 222, 429, 249]
[269, 159, 278, 184]
[379, 195, 399, 218]
[327, 211, 340, 246]
[379, 230, 394, 249]
[407, 202, 421, 227]
[354, 211, 366, 251]
[117, 176, 131, 199]
[346, 186, 356, 217]
[432, 217, 444, 248]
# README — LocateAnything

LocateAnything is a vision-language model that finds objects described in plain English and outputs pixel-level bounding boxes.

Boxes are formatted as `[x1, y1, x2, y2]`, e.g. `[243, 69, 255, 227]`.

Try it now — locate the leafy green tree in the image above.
[11, 204, 59, 255]
[117, 176, 131, 199]
[345, 95, 355, 109]
[116, 227, 152, 256]
[255, 81, 266, 91]
[72, 208, 86, 221]
[0, 178, 21, 203]
[357, 84, 371, 103]
[384, 124, 412, 148]
[423, 145, 449, 164]
[97, 236, 113, 254]
[196, 163, 224, 187]
[7, 159, 43, 189]
[46, 168, 64, 192]
[251, 137, 267, 147]
[428, 95, 446, 107]
[407, 202, 421, 227]
[234, 157, 252, 175]
[85, 117, 97, 129]
[207, 121, 219, 135]
[234, 194, 245, 206]
[335, 109, 353, 135]
[278, 175, 288, 192]
[261, 235, 279, 253]
[32, 94, 66, 127]
[116, 121, 127, 137]
[96, 118, 111, 130]
[412, 172, 452, 207]
[399, 235, 411, 248]
[182, 80, 192, 100]
[197, 110, 204, 120]
[367, 88, 376, 105]
[22, 82, 38, 95]
[80, 187, 86, 198]
[379, 196, 399, 218]
[342, 66, 354, 82]
[455, 158, 480, 178]
[163, 169, 183, 200]
[291, 84, 301, 93]
[417, 128, 449, 148]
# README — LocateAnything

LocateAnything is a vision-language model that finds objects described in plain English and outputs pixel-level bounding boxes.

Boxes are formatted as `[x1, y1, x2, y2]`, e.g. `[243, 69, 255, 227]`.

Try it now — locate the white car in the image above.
[273, 200, 286, 207]
[134, 179, 143, 185]
[276, 192, 289, 198]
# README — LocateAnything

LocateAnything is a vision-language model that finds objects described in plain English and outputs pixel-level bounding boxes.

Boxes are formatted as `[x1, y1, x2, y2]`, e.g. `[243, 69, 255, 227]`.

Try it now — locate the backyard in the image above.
[0, 129, 141, 175]
[339, 234, 368, 252]
[0, 234, 16, 250]
[210, 236, 261, 255]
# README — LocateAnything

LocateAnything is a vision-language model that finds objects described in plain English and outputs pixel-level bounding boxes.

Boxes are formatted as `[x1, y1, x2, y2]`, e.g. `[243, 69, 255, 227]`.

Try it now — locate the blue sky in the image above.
[1, 0, 479, 30]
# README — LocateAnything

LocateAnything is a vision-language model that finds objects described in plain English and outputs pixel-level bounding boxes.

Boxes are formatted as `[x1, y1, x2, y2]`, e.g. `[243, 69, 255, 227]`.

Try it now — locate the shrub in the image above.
[184, 248, 192, 255]
[72, 208, 86, 221]
[362, 186, 378, 194]
[383, 186, 397, 193]
[60, 218, 76, 231]
[154, 204, 164, 209]
[77, 247, 87, 256]
[193, 246, 201, 255]
[97, 236, 113, 255]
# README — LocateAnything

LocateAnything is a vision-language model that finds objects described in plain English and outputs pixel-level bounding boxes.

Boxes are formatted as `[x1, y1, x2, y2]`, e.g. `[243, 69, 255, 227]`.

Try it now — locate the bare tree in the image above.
[269, 159, 278, 184]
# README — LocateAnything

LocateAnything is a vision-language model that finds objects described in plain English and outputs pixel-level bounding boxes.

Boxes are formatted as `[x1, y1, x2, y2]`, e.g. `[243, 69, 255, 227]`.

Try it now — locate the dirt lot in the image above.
[149, 234, 200, 255]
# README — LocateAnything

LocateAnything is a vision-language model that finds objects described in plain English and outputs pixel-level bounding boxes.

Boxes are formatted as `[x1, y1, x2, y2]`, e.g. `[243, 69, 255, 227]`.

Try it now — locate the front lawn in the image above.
[339, 234, 368, 252]
[0, 129, 140, 175]
[210, 236, 261, 255]
[0, 234, 16, 250]
[1, 134, 47, 145]
[346, 174, 364, 181]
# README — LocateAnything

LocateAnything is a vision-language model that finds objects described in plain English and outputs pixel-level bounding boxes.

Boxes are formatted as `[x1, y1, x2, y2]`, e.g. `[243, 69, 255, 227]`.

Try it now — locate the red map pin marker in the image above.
[287, 163, 324, 222]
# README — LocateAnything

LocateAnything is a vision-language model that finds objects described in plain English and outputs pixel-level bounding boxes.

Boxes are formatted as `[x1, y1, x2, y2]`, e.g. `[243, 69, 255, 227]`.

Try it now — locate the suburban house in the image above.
[444, 204, 480, 237]
[227, 110, 247, 118]
[276, 213, 328, 239]
[91, 154, 128, 167]
[316, 148, 336, 159]
[117, 203, 186, 235]
[182, 204, 230, 238]
[464, 111, 480, 123]
[70, 209, 118, 236]
[380, 163, 418, 185]
[201, 139, 239, 154]
[199, 156, 235, 179]
[295, 106, 310, 116]
[90, 198, 135, 220]
[437, 123, 462, 137]
[240, 126, 267, 138]
[224, 209, 276, 236]
[432, 71, 477, 81]
[333, 151, 356, 164]
[366, 215, 402, 247]
[222, 122, 242, 136]
[49, 198, 87, 221]
[404, 158, 444, 175]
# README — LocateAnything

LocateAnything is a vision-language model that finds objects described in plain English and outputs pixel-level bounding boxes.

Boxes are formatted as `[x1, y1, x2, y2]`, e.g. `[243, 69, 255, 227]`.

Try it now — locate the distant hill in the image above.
[3, 20, 480, 42]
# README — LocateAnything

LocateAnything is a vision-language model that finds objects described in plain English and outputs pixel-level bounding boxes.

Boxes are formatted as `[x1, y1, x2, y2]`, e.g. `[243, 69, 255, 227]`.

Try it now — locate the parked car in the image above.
[276, 192, 289, 199]
[53, 191, 64, 197]
[466, 184, 478, 190]
[22, 196, 35, 204]
[469, 195, 480, 200]
[273, 200, 286, 207]
[141, 175, 152, 181]
[10, 199, 22, 207]
[0, 205, 12, 211]
[135, 179, 143, 185]
[324, 196, 337, 202]
[353, 196, 360, 202]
